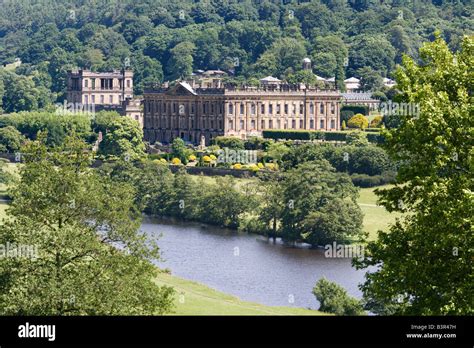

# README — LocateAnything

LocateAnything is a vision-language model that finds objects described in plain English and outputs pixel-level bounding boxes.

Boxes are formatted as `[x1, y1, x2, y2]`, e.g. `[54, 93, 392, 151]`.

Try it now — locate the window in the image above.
[269, 120, 273, 129]
[261, 104, 265, 114]
[240, 103, 244, 114]
[210, 120, 214, 129]
[100, 78, 113, 90]
[109, 95, 113, 104]
[91, 95, 95, 103]
[229, 120, 233, 130]
[251, 120, 255, 129]
[84, 79, 88, 88]
[251, 104, 256, 115]
[135, 115, 139, 120]
[211, 103, 214, 114]
[277, 120, 281, 128]
[291, 120, 296, 128]
[100, 95, 104, 104]
[84, 95, 88, 104]
[310, 119, 314, 129]
[331, 103, 335, 114]
[127, 79, 131, 88]
[320, 103, 324, 114]
[276, 104, 281, 114]
[299, 120, 303, 128]
[320, 119, 325, 129]
[240, 120, 245, 130]
[191, 103, 195, 113]
[300, 104, 304, 114]
[269, 104, 273, 114]
[310, 103, 314, 114]
[284, 104, 288, 114]
[331, 119, 335, 129]
[218, 120, 222, 129]
[173, 103, 177, 113]
[261, 119, 265, 129]
[91, 79, 95, 90]
[229, 103, 233, 114]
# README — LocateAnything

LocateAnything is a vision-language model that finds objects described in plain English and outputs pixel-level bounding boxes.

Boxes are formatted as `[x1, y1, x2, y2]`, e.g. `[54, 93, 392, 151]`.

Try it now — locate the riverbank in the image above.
[155, 271, 324, 315]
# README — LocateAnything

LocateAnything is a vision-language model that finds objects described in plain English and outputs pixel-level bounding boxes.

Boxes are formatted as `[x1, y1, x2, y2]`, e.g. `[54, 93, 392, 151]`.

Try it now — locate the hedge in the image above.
[341, 105, 369, 116]
[262, 130, 384, 144]
[350, 171, 396, 188]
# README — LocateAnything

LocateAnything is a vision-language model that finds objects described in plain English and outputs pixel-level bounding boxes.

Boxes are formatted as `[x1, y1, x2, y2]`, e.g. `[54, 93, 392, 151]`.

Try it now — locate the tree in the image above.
[171, 137, 188, 164]
[0, 126, 24, 152]
[302, 198, 364, 246]
[357, 66, 383, 92]
[0, 135, 174, 315]
[312, 278, 365, 315]
[166, 41, 195, 81]
[347, 114, 369, 129]
[345, 130, 369, 146]
[98, 116, 145, 160]
[279, 161, 360, 244]
[354, 35, 473, 315]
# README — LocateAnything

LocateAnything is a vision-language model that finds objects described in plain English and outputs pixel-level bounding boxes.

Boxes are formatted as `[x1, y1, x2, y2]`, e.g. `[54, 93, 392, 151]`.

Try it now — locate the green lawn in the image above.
[155, 271, 324, 315]
[358, 186, 402, 240]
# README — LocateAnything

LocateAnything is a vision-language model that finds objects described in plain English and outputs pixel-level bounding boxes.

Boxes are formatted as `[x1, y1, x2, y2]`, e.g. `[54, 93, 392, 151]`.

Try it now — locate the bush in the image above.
[370, 115, 383, 128]
[312, 278, 365, 315]
[171, 158, 182, 165]
[0, 126, 24, 152]
[347, 114, 369, 129]
[213, 136, 244, 150]
[340, 110, 354, 125]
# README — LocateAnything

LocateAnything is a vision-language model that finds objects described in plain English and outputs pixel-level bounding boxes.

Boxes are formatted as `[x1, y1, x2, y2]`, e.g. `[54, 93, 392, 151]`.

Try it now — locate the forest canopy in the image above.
[0, 0, 472, 108]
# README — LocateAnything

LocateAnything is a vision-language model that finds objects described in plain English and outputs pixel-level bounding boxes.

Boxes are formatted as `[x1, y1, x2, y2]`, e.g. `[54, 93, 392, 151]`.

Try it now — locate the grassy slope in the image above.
[155, 272, 324, 315]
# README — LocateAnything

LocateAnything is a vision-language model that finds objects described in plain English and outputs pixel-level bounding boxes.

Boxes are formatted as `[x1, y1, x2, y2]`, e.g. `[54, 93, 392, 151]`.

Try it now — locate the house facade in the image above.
[143, 81, 342, 145]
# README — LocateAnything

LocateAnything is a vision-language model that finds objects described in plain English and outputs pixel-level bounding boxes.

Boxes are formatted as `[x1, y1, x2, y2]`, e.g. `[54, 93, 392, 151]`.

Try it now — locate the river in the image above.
[141, 217, 368, 310]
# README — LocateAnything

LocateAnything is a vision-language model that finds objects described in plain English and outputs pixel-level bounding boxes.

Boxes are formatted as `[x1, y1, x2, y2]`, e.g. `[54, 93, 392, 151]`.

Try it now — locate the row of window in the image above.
[83, 78, 131, 89]
[228, 102, 336, 115]
[228, 118, 336, 131]
[145, 100, 337, 116]
[83, 94, 129, 104]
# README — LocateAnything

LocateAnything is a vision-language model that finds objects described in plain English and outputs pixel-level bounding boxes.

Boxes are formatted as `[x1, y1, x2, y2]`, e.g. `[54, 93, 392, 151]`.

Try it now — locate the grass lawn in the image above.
[155, 271, 324, 315]
[358, 186, 402, 240]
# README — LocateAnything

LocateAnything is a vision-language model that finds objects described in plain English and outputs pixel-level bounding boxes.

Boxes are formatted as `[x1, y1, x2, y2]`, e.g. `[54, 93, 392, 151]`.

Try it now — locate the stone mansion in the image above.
[143, 81, 342, 145]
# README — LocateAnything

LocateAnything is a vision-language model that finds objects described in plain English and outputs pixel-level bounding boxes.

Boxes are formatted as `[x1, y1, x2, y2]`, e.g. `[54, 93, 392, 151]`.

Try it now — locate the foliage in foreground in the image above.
[355, 35, 473, 315]
[0, 135, 174, 315]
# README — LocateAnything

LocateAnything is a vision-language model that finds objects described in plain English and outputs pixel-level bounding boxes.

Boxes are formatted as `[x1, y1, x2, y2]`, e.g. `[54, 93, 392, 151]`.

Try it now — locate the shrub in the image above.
[232, 163, 242, 169]
[171, 158, 182, 165]
[188, 154, 197, 162]
[312, 278, 365, 315]
[340, 110, 354, 125]
[346, 131, 369, 146]
[0, 126, 24, 152]
[370, 115, 383, 128]
[202, 155, 211, 163]
[213, 136, 244, 150]
[347, 114, 369, 129]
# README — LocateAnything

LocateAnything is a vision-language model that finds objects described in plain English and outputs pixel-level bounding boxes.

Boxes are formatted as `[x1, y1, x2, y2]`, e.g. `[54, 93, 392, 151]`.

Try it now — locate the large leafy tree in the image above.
[355, 35, 473, 315]
[0, 135, 174, 315]
[279, 161, 361, 245]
